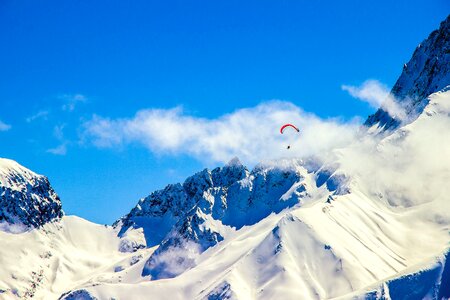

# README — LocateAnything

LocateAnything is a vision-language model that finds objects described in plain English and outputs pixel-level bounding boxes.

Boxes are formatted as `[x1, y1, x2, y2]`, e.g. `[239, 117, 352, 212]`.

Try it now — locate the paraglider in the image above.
[280, 124, 300, 134]
[280, 123, 300, 149]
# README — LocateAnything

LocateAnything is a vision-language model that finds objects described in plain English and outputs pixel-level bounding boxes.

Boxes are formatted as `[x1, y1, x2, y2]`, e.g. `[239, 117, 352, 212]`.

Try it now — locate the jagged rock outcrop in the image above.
[0, 158, 63, 229]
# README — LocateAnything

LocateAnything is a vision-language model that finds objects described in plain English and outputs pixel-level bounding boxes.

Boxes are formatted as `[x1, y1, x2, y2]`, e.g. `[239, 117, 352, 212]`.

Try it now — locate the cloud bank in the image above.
[82, 101, 360, 164]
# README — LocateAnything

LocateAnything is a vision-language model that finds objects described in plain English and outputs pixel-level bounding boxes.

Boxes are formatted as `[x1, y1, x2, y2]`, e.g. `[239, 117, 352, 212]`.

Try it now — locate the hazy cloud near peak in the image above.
[342, 80, 407, 121]
[82, 101, 361, 164]
[334, 89, 450, 220]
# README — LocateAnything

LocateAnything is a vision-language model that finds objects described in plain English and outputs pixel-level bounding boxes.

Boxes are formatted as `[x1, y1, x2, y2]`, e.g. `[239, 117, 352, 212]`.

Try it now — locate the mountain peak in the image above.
[365, 14, 450, 130]
[391, 15, 450, 101]
[0, 158, 39, 188]
[0, 158, 63, 229]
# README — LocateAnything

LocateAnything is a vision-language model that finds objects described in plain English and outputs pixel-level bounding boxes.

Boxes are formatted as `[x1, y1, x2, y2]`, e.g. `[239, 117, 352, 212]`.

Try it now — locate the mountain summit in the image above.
[0, 158, 63, 230]
[365, 15, 450, 130]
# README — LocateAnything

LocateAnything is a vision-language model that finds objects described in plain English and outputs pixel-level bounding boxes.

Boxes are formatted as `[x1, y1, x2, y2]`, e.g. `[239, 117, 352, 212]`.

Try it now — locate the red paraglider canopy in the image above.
[280, 124, 300, 134]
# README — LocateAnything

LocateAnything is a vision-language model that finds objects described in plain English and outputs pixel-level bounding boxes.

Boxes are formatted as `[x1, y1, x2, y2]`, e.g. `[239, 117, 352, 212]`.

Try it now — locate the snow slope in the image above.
[0, 215, 154, 299]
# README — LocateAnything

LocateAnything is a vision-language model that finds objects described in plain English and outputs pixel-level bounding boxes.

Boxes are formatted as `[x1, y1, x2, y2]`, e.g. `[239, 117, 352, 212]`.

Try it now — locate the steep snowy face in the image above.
[365, 14, 450, 130]
[0, 158, 63, 229]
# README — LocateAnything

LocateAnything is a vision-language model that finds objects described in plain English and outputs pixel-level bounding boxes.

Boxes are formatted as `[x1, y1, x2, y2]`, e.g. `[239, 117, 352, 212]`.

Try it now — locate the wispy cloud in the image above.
[26, 110, 49, 123]
[342, 80, 407, 121]
[46, 143, 67, 155]
[60, 94, 87, 112]
[0, 120, 11, 131]
[82, 101, 360, 164]
[47, 124, 68, 155]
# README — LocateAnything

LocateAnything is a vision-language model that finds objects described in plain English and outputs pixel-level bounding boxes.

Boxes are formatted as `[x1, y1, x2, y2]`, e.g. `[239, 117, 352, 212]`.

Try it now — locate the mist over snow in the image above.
[333, 89, 450, 221]
[143, 239, 202, 279]
[82, 101, 361, 165]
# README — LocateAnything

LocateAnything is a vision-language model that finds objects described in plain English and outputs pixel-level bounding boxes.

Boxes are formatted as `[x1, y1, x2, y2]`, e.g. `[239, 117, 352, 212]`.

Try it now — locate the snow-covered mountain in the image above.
[0, 14, 449, 300]
[0, 158, 62, 230]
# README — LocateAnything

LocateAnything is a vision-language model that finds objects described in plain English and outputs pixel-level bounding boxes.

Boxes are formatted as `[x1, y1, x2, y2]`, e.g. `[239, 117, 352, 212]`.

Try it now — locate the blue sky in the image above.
[0, 1, 448, 224]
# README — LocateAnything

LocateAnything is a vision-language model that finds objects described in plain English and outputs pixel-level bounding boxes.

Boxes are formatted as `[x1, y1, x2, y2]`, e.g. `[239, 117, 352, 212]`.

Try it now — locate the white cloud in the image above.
[0, 120, 11, 131]
[60, 94, 87, 112]
[46, 143, 67, 156]
[26, 110, 49, 123]
[342, 80, 407, 121]
[82, 101, 360, 164]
